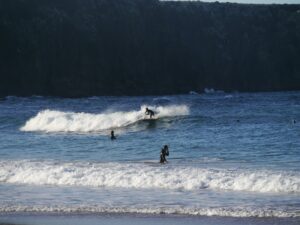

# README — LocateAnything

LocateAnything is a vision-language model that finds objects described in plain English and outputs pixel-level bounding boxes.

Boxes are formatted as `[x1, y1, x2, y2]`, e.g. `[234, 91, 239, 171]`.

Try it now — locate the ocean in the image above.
[0, 92, 299, 224]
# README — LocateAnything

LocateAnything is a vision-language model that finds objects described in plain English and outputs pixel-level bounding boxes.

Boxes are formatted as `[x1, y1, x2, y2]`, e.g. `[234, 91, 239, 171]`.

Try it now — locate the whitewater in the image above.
[20, 105, 189, 133]
[0, 160, 299, 193]
[0, 92, 300, 219]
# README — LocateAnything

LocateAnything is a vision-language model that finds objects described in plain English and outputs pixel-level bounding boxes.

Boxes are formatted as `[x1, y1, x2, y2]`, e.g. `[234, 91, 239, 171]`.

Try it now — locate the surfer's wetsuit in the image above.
[145, 108, 155, 119]
[160, 145, 169, 163]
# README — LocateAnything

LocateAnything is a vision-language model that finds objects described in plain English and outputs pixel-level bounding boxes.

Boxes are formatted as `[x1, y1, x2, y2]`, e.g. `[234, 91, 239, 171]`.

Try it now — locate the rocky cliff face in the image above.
[0, 0, 299, 97]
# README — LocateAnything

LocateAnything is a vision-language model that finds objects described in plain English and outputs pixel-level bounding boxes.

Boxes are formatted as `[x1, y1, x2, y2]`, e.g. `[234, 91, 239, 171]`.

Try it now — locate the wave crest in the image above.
[20, 105, 189, 133]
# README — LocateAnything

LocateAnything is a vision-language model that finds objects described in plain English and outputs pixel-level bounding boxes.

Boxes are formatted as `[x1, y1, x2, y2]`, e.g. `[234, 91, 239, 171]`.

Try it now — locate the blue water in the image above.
[0, 92, 300, 217]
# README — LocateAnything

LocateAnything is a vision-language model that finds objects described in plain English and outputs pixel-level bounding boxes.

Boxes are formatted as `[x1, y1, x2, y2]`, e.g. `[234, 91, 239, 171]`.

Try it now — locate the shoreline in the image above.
[1, 213, 300, 225]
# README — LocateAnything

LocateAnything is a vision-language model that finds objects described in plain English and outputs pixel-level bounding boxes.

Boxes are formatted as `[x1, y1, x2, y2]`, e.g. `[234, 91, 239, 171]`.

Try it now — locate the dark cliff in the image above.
[0, 0, 300, 97]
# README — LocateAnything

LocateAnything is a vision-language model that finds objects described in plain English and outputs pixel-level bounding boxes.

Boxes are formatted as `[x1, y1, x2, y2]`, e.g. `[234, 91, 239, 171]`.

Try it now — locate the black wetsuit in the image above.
[160, 146, 169, 163]
[145, 109, 155, 118]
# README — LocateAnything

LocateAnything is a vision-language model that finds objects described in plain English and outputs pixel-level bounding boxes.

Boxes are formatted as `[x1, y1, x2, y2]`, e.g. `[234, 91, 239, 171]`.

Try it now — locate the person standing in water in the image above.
[160, 145, 169, 163]
[145, 107, 155, 119]
[111, 130, 116, 140]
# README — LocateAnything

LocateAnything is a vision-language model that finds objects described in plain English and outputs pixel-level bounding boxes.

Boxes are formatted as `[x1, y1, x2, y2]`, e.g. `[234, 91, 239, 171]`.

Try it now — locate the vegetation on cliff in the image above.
[0, 0, 299, 97]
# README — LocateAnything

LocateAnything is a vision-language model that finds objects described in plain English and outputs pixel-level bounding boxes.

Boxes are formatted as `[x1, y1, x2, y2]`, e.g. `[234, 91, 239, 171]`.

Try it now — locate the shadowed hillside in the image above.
[0, 0, 299, 97]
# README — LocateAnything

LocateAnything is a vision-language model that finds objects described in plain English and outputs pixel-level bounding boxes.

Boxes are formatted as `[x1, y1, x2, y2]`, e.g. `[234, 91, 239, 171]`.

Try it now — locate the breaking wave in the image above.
[1, 205, 298, 217]
[20, 105, 189, 133]
[0, 160, 299, 194]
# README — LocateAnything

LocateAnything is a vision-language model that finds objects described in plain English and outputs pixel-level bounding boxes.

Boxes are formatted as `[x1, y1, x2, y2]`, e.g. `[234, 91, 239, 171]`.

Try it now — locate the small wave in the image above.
[0, 160, 299, 194]
[189, 91, 200, 95]
[204, 88, 224, 94]
[5, 96, 25, 101]
[87, 96, 101, 100]
[152, 97, 172, 105]
[5, 95, 45, 101]
[20, 105, 189, 133]
[0, 205, 298, 217]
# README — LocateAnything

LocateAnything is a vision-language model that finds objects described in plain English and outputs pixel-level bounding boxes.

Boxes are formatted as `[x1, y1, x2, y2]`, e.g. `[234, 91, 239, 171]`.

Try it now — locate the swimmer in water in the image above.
[111, 130, 116, 140]
[160, 145, 169, 163]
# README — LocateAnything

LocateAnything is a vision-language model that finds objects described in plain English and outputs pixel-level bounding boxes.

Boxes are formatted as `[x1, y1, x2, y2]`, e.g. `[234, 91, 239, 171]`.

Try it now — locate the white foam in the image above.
[20, 105, 189, 133]
[0, 160, 299, 194]
[0, 205, 298, 217]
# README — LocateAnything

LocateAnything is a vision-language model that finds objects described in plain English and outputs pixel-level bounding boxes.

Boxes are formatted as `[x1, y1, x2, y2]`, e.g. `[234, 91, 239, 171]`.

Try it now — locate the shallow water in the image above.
[0, 92, 300, 217]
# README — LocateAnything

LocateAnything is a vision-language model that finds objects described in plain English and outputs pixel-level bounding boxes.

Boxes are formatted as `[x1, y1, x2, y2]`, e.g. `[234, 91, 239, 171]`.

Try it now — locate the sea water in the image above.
[0, 92, 299, 218]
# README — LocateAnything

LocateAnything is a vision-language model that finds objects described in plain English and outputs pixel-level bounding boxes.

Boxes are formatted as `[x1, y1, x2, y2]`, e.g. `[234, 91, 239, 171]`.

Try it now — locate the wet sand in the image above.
[1, 213, 300, 225]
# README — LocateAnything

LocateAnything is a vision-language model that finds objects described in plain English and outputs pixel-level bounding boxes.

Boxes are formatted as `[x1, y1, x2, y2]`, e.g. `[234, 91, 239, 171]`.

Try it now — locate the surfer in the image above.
[111, 130, 116, 140]
[160, 145, 169, 163]
[145, 107, 155, 119]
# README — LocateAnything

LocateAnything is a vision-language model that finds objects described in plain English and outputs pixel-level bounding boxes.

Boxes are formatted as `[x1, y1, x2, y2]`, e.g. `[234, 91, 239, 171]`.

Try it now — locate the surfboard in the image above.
[143, 118, 156, 121]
